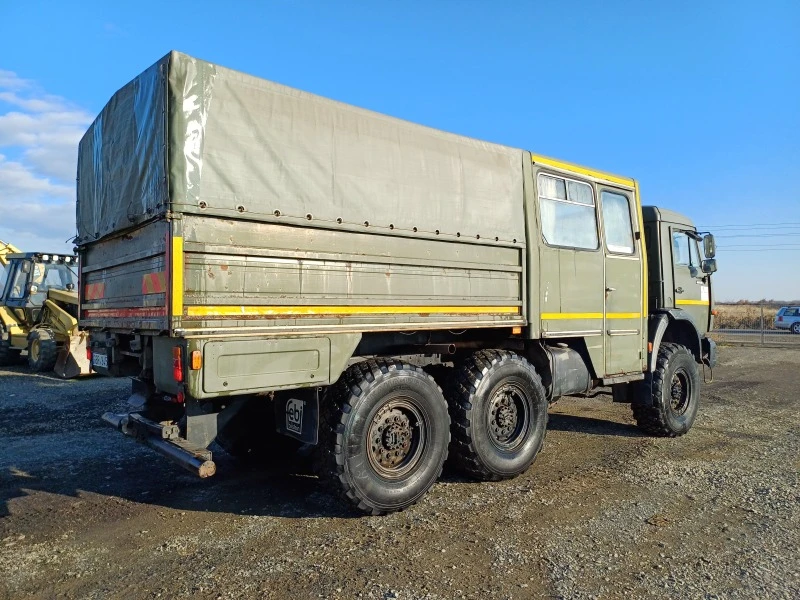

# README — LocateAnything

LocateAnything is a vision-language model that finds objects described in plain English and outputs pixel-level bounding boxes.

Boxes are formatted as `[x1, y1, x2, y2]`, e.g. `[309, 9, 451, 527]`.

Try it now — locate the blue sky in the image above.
[1, 1, 798, 301]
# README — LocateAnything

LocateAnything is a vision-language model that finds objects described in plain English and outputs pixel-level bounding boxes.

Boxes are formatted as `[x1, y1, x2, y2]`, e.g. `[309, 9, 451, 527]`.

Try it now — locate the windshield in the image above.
[6, 260, 78, 303]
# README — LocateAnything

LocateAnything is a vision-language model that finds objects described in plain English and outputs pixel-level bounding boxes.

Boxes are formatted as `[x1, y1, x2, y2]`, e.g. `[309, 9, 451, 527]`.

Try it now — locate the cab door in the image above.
[599, 188, 644, 375]
[671, 229, 709, 335]
[536, 172, 606, 376]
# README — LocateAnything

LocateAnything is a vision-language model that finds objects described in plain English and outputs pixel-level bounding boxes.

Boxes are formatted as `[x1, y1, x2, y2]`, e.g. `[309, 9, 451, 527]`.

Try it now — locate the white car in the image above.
[774, 307, 800, 334]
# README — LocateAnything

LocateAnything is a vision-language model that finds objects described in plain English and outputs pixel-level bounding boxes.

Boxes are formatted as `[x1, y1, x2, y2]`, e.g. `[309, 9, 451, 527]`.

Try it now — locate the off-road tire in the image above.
[27, 329, 58, 372]
[0, 337, 22, 366]
[215, 396, 302, 463]
[445, 349, 548, 482]
[632, 343, 699, 437]
[316, 359, 450, 515]
[792, 322, 800, 335]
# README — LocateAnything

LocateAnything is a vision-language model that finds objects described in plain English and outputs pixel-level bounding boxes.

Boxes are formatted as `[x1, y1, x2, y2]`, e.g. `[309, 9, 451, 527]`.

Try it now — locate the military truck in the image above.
[0, 248, 90, 378]
[79, 52, 717, 514]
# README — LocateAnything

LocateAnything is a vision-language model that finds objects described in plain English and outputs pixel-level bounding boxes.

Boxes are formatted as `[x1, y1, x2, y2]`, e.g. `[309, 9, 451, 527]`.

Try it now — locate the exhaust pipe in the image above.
[102, 412, 216, 478]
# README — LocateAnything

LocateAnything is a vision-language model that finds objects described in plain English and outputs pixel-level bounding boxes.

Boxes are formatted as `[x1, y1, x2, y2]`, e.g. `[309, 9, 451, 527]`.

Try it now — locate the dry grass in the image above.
[714, 304, 780, 330]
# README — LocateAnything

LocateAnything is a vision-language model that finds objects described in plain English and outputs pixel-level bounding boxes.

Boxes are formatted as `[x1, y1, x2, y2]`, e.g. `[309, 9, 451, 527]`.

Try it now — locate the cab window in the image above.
[672, 232, 700, 267]
[538, 174, 598, 250]
[8, 262, 30, 299]
[601, 191, 635, 254]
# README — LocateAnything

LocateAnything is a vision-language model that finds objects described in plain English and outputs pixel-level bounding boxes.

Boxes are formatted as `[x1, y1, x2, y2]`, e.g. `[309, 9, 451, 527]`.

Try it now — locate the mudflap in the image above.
[54, 333, 91, 379]
[274, 388, 319, 445]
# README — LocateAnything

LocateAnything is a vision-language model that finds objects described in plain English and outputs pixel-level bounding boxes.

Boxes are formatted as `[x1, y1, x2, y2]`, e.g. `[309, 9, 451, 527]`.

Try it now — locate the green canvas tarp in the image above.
[76, 51, 526, 246]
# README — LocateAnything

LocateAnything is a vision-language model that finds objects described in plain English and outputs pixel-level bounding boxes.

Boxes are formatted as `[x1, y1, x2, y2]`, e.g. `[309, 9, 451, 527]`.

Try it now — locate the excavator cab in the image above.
[0, 249, 88, 377]
[2, 255, 78, 326]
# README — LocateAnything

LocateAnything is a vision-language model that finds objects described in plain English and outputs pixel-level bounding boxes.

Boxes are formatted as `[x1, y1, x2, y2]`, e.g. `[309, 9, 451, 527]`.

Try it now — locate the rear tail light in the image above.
[778, 316, 783, 322]
[86, 347, 92, 360]
[172, 346, 184, 382]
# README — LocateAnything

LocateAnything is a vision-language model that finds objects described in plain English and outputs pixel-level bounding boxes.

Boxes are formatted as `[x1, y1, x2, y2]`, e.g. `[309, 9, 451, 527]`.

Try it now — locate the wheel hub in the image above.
[670, 370, 690, 414]
[488, 384, 529, 449]
[492, 394, 518, 439]
[367, 401, 424, 479]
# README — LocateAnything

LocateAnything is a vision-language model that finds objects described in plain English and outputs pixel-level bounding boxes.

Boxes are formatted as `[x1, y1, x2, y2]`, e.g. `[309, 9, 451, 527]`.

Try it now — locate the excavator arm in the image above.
[0, 239, 23, 267]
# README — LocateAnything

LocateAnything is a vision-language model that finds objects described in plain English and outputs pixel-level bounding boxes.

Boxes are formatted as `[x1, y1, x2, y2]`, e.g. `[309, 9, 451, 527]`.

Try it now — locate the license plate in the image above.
[92, 352, 108, 369]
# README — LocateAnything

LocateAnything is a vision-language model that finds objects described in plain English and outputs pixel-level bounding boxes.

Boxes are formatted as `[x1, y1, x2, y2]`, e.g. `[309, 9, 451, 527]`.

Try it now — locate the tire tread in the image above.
[445, 349, 547, 482]
[316, 358, 449, 515]
[633, 342, 697, 437]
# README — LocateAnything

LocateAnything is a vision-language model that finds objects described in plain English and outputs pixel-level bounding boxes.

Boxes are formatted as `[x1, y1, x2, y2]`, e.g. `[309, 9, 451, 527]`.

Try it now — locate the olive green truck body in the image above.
[80, 52, 717, 513]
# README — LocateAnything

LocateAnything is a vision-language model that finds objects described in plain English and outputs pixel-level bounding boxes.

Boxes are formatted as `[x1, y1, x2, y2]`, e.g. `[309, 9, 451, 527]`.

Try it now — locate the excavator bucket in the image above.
[54, 332, 91, 379]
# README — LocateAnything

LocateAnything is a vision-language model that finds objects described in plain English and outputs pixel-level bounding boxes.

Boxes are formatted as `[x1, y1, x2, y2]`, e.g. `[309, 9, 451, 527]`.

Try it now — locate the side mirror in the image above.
[701, 258, 717, 274]
[703, 234, 716, 258]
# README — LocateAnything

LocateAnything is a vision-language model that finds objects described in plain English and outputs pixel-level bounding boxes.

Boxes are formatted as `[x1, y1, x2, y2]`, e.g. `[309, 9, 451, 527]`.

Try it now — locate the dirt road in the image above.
[1, 346, 798, 599]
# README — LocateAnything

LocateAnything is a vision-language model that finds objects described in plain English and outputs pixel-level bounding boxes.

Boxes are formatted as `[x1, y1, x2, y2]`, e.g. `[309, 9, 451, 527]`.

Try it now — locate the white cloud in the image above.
[0, 71, 92, 250]
[0, 70, 31, 92]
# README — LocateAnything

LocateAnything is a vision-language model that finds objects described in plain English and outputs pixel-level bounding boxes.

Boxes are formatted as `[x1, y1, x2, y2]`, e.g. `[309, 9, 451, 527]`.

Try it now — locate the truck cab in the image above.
[642, 206, 717, 367]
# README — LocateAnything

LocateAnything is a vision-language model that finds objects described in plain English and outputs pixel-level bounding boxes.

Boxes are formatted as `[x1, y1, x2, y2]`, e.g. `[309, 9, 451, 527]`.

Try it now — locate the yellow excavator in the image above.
[0, 240, 90, 378]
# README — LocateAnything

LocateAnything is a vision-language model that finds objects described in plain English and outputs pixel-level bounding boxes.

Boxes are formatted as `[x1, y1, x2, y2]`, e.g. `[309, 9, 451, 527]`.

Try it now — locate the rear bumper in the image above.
[101, 411, 216, 478]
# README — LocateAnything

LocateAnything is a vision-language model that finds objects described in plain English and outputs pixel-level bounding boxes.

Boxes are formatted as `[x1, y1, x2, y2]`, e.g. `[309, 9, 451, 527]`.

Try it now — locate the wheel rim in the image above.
[793, 323, 800, 334]
[30, 338, 40, 362]
[486, 382, 530, 451]
[367, 398, 426, 480]
[670, 368, 692, 415]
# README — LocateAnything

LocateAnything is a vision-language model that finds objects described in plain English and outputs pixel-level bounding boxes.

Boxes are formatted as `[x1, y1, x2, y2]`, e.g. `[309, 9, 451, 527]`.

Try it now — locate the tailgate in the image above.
[80, 220, 170, 332]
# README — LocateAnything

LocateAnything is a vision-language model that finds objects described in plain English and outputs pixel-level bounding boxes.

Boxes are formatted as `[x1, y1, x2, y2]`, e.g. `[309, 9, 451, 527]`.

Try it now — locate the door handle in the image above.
[605, 287, 616, 292]
[676, 287, 684, 294]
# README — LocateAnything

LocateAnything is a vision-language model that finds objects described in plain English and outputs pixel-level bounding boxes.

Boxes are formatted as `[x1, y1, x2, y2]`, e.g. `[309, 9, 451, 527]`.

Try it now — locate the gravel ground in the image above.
[0, 346, 798, 599]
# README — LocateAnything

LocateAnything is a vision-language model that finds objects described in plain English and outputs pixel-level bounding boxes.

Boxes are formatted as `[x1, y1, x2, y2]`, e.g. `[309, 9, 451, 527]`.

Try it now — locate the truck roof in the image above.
[642, 206, 695, 228]
[532, 154, 636, 189]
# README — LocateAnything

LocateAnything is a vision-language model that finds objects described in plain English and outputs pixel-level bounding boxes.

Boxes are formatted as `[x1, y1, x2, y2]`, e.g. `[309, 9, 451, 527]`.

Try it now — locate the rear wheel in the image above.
[792, 322, 800, 334]
[28, 329, 58, 372]
[445, 350, 548, 481]
[317, 359, 450, 515]
[632, 343, 699, 437]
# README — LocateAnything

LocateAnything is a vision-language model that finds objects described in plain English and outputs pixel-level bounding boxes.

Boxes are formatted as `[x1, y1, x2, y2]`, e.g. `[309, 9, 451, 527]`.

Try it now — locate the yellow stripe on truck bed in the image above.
[185, 305, 521, 317]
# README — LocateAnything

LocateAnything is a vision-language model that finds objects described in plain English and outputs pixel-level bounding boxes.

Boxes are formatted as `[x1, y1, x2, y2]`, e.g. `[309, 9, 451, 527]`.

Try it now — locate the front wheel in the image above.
[632, 343, 700, 437]
[28, 329, 58, 372]
[318, 359, 450, 515]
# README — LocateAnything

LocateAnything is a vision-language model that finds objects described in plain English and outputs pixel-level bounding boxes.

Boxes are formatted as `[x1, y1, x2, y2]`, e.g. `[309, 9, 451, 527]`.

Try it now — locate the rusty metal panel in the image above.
[79, 220, 169, 331]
